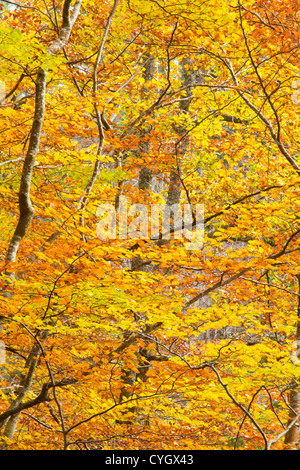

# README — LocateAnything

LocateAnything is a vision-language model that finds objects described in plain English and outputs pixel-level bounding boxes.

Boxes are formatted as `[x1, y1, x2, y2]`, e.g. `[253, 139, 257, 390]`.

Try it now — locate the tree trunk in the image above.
[285, 274, 300, 448]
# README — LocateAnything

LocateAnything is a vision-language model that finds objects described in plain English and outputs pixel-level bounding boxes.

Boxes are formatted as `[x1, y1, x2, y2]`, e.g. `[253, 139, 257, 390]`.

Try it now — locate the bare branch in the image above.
[0, 157, 23, 168]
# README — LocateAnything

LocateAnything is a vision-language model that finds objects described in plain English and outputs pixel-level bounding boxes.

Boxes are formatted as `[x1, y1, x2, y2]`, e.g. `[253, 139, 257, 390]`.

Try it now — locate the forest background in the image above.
[1, 0, 300, 451]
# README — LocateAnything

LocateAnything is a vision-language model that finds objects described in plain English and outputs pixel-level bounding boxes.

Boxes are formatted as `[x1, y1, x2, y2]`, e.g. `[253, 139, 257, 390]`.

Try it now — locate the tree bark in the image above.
[284, 274, 300, 448]
[6, 0, 82, 264]
[6, 68, 47, 263]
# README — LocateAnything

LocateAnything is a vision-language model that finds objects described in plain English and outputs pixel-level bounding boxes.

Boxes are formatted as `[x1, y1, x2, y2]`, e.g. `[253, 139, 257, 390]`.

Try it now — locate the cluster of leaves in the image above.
[0, 0, 300, 451]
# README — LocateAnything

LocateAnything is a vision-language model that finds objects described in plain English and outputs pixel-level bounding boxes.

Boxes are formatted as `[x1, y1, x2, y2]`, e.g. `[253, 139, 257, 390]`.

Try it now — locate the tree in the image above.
[0, 0, 300, 450]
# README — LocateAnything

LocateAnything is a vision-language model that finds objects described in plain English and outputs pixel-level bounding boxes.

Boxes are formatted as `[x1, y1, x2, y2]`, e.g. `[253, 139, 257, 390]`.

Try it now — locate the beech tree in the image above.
[0, 0, 300, 450]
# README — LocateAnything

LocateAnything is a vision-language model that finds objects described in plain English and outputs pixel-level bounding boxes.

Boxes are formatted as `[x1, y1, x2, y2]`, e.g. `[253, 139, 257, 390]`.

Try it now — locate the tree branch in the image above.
[0, 379, 77, 424]
[185, 228, 300, 308]
[210, 365, 269, 449]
